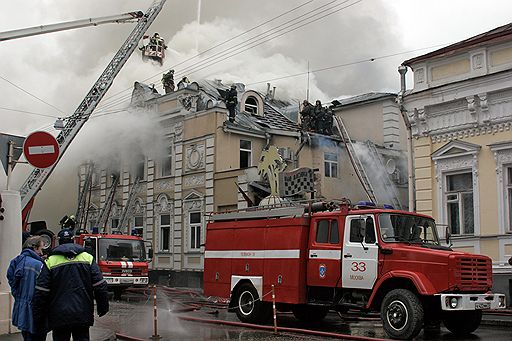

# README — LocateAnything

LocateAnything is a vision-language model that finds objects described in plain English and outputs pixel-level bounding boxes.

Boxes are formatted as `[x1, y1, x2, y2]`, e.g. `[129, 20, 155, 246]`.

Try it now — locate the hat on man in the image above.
[58, 228, 74, 245]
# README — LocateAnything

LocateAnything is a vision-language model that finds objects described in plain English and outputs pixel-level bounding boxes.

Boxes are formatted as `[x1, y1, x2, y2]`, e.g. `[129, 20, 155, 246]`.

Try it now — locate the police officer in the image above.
[33, 229, 109, 341]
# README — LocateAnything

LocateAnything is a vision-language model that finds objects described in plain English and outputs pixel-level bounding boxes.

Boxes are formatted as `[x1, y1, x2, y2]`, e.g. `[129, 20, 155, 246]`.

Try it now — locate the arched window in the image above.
[245, 96, 259, 114]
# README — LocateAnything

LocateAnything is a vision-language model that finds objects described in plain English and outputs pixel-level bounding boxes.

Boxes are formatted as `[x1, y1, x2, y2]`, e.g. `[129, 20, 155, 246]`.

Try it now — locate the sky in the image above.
[1, 0, 511, 225]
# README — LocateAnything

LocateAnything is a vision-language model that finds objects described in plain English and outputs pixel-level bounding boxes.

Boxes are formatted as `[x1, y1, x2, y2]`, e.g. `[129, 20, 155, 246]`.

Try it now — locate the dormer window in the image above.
[240, 91, 264, 116]
[245, 96, 259, 114]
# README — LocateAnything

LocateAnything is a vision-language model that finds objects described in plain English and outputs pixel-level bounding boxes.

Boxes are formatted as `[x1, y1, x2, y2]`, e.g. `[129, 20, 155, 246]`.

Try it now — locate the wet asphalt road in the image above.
[96, 290, 512, 341]
[2, 290, 511, 341]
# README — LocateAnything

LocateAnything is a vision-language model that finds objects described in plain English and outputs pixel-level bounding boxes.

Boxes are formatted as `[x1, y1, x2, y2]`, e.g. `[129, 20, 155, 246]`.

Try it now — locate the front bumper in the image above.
[104, 276, 149, 286]
[439, 293, 506, 311]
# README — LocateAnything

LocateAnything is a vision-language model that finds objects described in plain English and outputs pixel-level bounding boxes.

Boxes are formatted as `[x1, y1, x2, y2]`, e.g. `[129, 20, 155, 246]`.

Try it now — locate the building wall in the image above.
[405, 39, 512, 272]
[337, 102, 385, 145]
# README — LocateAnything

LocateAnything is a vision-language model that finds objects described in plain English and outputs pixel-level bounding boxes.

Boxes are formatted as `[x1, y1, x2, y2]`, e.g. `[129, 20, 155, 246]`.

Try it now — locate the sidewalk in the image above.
[0, 325, 115, 341]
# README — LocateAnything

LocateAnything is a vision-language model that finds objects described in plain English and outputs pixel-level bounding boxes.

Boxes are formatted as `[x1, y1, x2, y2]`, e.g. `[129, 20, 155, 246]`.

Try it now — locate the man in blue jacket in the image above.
[33, 229, 109, 341]
[7, 236, 47, 341]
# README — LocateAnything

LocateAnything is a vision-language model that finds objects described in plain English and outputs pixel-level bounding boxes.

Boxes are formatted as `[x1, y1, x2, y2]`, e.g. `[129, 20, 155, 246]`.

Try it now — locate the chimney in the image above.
[272, 86, 276, 100]
[266, 83, 271, 97]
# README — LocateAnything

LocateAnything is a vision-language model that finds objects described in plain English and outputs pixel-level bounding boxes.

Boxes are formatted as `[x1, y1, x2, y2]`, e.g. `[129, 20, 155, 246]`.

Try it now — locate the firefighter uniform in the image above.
[33, 241, 109, 341]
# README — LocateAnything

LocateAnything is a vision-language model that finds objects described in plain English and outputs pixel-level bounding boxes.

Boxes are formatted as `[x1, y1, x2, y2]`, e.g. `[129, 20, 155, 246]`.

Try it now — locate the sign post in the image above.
[23, 131, 59, 169]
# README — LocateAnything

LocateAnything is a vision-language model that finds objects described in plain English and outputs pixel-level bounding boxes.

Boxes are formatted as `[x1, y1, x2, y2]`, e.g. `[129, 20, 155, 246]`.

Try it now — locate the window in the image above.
[133, 216, 144, 237]
[316, 220, 329, 243]
[324, 152, 338, 178]
[378, 214, 440, 244]
[98, 238, 146, 262]
[189, 212, 201, 251]
[160, 147, 172, 177]
[349, 217, 376, 244]
[159, 214, 171, 252]
[111, 218, 119, 230]
[507, 167, 512, 233]
[446, 173, 474, 235]
[84, 238, 97, 260]
[315, 220, 339, 244]
[240, 140, 252, 168]
[245, 96, 259, 114]
[136, 156, 145, 180]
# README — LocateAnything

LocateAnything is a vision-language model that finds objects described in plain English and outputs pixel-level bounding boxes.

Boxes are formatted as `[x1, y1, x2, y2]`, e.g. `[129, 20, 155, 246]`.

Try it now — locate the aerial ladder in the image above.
[96, 174, 120, 231]
[17, 0, 167, 224]
[75, 163, 94, 228]
[333, 115, 377, 203]
[117, 177, 141, 233]
[0, 12, 144, 42]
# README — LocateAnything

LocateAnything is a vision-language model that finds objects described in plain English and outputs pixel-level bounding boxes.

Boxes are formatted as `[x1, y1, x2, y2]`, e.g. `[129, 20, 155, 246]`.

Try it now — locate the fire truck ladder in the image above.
[19, 0, 167, 211]
[333, 116, 377, 203]
[118, 177, 141, 233]
[75, 163, 94, 227]
[96, 174, 120, 230]
[365, 141, 402, 209]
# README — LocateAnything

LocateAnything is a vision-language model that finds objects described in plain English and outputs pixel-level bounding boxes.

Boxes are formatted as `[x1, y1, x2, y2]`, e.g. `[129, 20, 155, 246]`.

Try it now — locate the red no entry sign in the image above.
[23, 131, 60, 168]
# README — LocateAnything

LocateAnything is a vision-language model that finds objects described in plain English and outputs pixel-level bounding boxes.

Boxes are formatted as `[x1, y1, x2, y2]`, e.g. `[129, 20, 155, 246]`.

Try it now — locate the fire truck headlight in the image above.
[499, 296, 506, 308]
[449, 297, 458, 309]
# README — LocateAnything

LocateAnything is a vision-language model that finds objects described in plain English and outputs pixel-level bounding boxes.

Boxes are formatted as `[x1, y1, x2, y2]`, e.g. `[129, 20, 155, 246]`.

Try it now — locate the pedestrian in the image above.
[33, 229, 109, 341]
[6, 236, 48, 341]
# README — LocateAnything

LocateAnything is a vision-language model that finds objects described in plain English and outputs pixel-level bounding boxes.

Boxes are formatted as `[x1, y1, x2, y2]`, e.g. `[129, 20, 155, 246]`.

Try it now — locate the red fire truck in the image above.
[76, 233, 152, 298]
[203, 201, 506, 339]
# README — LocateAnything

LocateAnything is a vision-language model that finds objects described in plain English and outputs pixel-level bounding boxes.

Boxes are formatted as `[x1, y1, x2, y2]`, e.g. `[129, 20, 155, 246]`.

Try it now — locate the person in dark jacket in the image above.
[225, 85, 238, 122]
[33, 229, 109, 341]
[7, 236, 47, 341]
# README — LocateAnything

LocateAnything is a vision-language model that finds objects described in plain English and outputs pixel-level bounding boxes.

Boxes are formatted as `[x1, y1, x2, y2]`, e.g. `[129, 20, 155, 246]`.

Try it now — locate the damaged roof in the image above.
[197, 80, 300, 133]
[132, 78, 300, 134]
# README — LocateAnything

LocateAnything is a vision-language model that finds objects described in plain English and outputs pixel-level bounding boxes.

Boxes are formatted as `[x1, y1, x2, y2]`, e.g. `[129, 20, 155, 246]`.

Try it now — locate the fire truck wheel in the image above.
[442, 310, 482, 336]
[35, 229, 55, 250]
[235, 283, 270, 324]
[292, 305, 329, 323]
[381, 289, 424, 340]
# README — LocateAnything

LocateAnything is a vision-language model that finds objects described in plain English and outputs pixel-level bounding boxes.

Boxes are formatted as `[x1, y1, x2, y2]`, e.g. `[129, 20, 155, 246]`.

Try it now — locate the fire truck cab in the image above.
[204, 201, 506, 340]
[76, 233, 152, 298]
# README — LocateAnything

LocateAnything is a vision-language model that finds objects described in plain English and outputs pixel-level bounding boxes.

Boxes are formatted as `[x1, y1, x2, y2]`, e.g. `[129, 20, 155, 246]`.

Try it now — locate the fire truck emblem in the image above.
[319, 264, 327, 278]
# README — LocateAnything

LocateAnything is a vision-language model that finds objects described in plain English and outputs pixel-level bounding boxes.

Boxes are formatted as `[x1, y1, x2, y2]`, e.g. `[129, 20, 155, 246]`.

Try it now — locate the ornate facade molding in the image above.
[410, 88, 512, 140]
[489, 142, 512, 234]
[432, 142, 481, 236]
[185, 144, 205, 172]
[154, 179, 174, 191]
[155, 193, 172, 214]
[171, 122, 184, 142]
[430, 121, 512, 143]
[183, 174, 205, 188]
[133, 197, 145, 215]
[183, 192, 204, 253]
